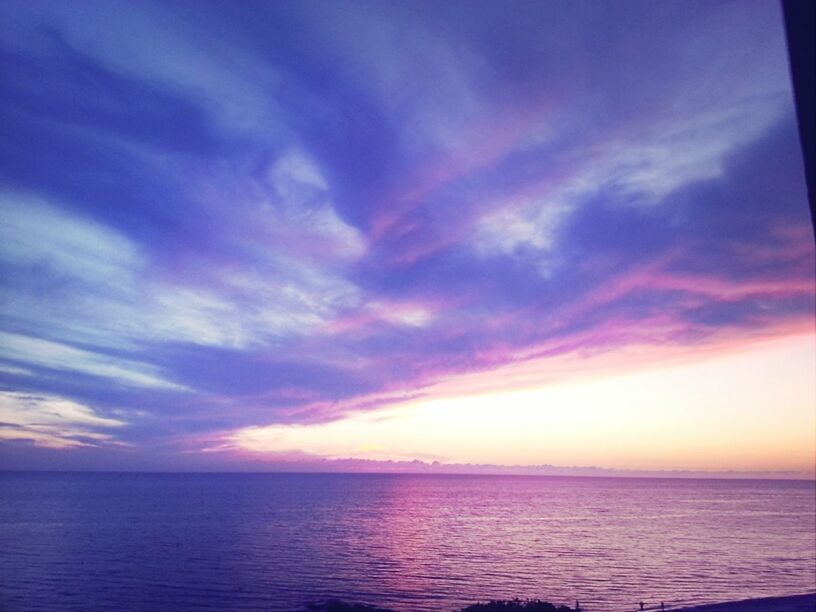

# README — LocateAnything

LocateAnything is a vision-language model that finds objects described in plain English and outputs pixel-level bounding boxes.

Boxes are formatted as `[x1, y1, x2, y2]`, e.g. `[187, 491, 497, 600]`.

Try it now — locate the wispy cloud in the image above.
[0, 332, 183, 390]
[0, 391, 126, 449]
[0, 0, 812, 470]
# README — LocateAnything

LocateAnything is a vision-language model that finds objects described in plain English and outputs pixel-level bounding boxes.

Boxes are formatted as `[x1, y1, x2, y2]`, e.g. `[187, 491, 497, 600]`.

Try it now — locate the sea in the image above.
[0, 472, 813, 611]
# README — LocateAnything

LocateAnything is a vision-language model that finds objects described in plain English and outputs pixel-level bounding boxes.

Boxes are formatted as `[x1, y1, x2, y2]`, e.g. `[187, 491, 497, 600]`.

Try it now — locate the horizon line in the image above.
[2, 468, 813, 482]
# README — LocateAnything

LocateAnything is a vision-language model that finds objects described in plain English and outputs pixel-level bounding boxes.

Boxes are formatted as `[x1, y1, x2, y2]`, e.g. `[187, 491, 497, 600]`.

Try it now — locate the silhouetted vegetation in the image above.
[305, 598, 578, 612]
[461, 599, 577, 612]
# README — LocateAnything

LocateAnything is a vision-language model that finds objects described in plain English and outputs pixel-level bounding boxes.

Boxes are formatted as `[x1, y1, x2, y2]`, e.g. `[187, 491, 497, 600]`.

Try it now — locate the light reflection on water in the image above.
[0, 473, 813, 611]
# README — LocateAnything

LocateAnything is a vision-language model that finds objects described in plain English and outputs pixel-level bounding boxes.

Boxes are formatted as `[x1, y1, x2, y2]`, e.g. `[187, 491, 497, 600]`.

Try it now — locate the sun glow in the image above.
[234, 333, 816, 473]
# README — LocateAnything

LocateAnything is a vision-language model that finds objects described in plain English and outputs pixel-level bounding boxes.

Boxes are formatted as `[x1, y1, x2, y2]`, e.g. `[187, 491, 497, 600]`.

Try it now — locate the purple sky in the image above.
[0, 0, 813, 472]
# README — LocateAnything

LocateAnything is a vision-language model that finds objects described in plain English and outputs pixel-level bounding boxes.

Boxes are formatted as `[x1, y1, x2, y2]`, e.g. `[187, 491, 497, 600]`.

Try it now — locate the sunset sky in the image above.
[0, 0, 813, 475]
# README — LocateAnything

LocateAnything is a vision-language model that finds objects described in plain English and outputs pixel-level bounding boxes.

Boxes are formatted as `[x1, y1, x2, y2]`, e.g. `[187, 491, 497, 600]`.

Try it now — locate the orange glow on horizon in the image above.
[232, 332, 816, 475]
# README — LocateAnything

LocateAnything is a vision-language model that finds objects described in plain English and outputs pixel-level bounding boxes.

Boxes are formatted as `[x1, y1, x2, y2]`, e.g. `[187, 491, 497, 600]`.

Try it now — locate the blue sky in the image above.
[0, 0, 814, 473]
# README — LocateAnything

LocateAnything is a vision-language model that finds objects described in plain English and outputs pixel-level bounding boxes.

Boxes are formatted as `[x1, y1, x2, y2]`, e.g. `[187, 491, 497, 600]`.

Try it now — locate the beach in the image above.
[675, 593, 815, 612]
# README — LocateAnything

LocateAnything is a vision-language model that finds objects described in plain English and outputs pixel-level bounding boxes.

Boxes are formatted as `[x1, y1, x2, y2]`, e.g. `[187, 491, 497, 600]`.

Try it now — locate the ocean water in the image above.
[0, 473, 813, 611]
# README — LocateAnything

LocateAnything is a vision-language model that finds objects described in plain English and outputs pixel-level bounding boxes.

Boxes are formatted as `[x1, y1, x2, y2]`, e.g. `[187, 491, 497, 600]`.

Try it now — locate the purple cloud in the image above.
[0, 0, 812, 468]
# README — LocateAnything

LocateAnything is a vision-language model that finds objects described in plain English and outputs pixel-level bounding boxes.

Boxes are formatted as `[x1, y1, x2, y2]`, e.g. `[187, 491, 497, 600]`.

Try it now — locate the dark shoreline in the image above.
[672, 593, 815, 612]
[308, 594, 816, 612]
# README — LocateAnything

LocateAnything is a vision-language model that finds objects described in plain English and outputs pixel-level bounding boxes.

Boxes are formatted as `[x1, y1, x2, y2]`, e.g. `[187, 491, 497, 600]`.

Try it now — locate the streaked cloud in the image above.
[0, 332, 183, 390]
[0, 0, 812, 471]
[0, 391, 125, 449]
[231, 334, 816, 472]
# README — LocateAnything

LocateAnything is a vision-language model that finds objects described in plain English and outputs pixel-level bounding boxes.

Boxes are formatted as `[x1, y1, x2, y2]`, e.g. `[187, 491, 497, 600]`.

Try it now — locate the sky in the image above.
[0, 0, 814, 476]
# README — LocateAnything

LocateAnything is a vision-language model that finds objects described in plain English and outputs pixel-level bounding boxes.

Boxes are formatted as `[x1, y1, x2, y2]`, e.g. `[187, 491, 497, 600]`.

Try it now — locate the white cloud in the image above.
[0, 332, 184, 390]
[147, 255, 361, 349]
[270, 150, 329, 194]
[475, 198, 573, 259]
[0, 391, 126, 449]
[0, 192, 142, 288]
[599, 97, 786, 203]
[0, 0, 282, 137]
[367, 300, 433, 328]
[256, 150, 367, 259]
[0, 190, 362, 363]
[471, 91, 788, 272]
[0, 364, 33, 377]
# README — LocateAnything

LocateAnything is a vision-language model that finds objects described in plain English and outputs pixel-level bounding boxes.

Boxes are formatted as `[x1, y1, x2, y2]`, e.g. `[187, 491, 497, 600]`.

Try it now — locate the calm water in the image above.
[0, 473, 813, 611]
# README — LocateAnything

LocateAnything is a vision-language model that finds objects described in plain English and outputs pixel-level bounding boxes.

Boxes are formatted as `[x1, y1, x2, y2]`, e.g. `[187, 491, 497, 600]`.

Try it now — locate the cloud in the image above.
[0, 391, 125, 449]
[0, 192, 142, 286]
[0, 0, 812, 470]
[0, 0, 285, 137]
[468, 90, 788, 269]
[0, 332, 184, 390]
[0, 189, 361, 349]
[149, 262, 360, 349]
[227, 333, 815, 473]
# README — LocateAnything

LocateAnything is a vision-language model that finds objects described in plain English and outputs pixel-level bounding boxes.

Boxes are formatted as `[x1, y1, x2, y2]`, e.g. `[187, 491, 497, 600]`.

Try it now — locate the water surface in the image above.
[0, 473, 813, 611]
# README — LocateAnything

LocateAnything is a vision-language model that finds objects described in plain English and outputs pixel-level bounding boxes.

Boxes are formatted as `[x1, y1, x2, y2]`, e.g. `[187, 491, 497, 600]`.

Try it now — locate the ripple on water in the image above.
[0, 473, 814, 611]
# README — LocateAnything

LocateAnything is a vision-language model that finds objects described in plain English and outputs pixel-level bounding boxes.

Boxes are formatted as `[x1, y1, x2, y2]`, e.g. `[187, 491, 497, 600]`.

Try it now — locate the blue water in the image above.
[0, 473, 814, 611]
